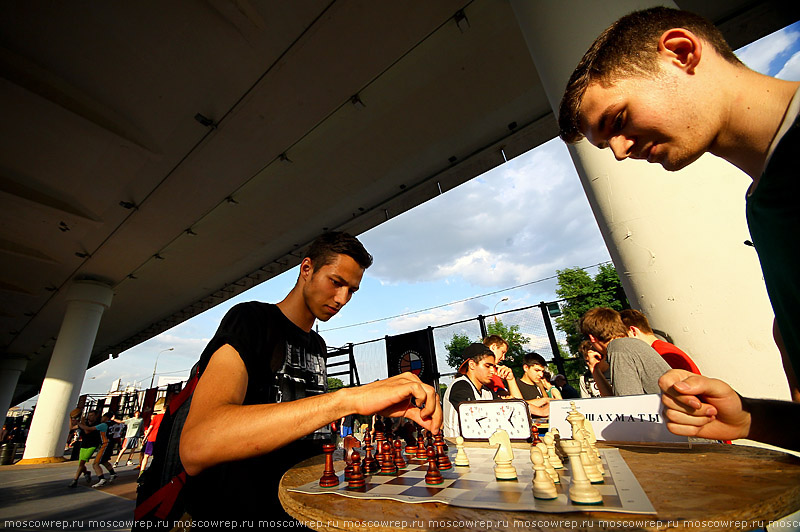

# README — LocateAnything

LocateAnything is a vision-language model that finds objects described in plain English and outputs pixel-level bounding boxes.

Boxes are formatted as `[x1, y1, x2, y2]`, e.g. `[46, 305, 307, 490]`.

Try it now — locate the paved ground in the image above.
[0, 453, 138, 532]
[0, 446, 350, 532]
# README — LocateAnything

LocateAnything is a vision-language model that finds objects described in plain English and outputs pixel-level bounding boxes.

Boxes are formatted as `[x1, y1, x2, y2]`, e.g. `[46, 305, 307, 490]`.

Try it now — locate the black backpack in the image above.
[133, 364, 199, 527]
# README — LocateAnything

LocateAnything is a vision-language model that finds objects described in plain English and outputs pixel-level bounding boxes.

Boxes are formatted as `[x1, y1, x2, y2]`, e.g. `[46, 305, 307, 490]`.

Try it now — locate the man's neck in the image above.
[276, 286, 315, 332]
[711, 66, 800, 180]
[467, 373, 483, 393]
[520, 374, 537, 386]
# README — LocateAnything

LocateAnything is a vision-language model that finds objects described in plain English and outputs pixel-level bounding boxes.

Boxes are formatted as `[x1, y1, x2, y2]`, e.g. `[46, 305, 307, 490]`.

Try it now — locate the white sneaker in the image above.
[109, 473, 117, 482]
[126, 460, 133, 466]
[92, 478, 107, 488]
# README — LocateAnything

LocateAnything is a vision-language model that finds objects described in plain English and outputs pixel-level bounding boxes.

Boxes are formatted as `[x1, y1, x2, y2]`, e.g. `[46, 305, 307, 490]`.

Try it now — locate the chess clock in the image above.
[457, 399, 532, 441]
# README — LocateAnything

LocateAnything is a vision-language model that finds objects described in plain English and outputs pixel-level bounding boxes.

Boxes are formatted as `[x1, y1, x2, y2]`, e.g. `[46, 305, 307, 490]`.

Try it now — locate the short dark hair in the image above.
[523, 352, 546, 368]
[559, 7, 742, 144]
[579, 307, 628, 343]
[459, 342, 495, 374]
[306, 231, 373, 270]
[619, 309, 654, 334]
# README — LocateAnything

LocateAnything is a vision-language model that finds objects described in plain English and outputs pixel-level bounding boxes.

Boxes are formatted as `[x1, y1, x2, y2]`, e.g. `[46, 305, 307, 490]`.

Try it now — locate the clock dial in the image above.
[457, 399, 532, 441]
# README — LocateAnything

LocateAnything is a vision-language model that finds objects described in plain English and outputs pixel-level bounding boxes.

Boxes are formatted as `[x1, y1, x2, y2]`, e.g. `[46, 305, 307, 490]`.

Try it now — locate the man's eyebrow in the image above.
[332, 274, 359, 291]
[598, 105, 616, 135]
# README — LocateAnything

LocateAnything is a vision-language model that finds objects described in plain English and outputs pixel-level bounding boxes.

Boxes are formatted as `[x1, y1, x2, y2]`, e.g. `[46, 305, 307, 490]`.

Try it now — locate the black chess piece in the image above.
[346, 451, 366, 490]
[319, 443, 339, 487]
[393, 439, 407, 469]
[378, 441, 397, 475]
[424, 445, 443, 485]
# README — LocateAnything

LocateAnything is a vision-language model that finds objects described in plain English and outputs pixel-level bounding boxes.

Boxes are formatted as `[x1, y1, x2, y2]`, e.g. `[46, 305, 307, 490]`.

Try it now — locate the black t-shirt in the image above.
[186, 302, 328, 522]
[515, 378, 543, 401]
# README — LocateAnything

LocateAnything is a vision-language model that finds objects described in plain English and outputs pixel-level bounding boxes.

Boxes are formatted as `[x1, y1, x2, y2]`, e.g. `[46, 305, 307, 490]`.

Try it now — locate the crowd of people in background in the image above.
[63, 398, 163, 489]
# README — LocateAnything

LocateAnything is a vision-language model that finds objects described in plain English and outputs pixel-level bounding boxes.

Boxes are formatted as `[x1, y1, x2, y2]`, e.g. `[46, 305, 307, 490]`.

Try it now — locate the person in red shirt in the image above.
[139, 398, 165, 476]
[620, 309, 701, 374]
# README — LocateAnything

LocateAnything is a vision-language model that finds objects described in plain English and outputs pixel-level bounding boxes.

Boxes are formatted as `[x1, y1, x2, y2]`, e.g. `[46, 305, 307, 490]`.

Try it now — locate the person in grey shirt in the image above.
[580, 307, 671, 396]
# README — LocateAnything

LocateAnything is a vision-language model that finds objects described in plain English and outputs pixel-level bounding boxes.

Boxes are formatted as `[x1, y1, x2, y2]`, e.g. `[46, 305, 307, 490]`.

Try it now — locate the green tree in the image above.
[327, 377, 345, 391]
[554, 263, 628, 357]
[444, 333, 472, 372]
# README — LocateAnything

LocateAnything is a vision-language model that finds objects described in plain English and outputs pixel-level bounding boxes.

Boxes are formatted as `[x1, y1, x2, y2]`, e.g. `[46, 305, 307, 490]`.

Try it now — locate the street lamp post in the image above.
[493, 297, 509, 322]
[149, 347, 174, 389]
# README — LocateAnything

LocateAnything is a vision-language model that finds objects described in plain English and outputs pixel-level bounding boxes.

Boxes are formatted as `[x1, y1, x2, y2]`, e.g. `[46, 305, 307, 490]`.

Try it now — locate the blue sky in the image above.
[19, 20, 800, 407]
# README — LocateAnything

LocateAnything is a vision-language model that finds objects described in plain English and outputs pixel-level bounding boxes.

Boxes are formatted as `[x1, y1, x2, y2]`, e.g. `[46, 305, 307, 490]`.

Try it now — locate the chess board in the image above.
[289, 446, 656, 515]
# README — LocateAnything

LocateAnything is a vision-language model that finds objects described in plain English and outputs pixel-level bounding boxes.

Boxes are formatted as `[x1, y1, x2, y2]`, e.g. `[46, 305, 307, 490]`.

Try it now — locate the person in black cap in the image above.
[442, 343, 500, 437]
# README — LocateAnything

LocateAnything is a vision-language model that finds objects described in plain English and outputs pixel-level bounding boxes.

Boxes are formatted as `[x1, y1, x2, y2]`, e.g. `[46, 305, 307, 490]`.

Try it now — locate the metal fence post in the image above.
[478, 315, 487, 339]
[539, 302, 565, 376]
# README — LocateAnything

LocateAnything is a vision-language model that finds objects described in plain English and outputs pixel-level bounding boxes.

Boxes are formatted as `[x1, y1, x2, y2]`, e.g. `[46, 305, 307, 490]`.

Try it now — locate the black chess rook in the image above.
[319, 443, 339, 488]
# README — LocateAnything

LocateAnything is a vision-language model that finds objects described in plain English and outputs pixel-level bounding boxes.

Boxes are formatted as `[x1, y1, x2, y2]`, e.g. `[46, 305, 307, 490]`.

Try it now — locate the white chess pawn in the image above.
[536, 442, 559, 484]
[560, 439, 602, 505]
[575, 430, 603, 483]
[543, 432, 563, 469]
[454, 436, 469, 467]
[530, 447, 558, 500]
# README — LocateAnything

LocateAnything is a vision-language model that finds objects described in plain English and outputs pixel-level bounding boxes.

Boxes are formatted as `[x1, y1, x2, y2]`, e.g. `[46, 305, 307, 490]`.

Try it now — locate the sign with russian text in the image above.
[548, 395, 687, 442]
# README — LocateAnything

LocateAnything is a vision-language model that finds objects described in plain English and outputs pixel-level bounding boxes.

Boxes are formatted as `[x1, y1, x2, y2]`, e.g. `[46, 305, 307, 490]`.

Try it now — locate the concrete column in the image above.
[509, 0, 788, 400]
[0, 357, 28, 421]
[21, 280, 113, 462]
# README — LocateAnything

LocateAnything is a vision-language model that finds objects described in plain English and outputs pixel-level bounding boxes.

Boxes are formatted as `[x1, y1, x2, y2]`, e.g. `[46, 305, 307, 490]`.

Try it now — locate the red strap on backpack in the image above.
[134, 471, 187, 520]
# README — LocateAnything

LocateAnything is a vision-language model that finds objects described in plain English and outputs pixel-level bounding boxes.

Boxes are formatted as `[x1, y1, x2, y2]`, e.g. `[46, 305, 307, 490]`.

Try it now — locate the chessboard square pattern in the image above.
[289, 446, 655, 514]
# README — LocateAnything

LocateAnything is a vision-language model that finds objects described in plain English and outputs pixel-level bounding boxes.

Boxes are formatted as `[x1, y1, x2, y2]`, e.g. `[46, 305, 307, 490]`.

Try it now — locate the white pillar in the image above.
[21, 280, 113, 462]
[509, 0, 788, 400]
[0, 357, 28, 421]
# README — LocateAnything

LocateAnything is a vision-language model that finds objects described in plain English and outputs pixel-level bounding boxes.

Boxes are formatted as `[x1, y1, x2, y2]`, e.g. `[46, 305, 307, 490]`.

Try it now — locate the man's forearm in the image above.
[181, 388, 349, 475]
[505, 378, 524, 400]
[592, 368, 614, 397]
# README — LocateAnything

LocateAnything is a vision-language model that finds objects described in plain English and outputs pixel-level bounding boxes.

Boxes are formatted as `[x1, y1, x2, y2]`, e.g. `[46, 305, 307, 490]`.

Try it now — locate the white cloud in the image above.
[736, 28, 800, 75]
[362, 139, 610, 290]
[776, 50, 800, 81]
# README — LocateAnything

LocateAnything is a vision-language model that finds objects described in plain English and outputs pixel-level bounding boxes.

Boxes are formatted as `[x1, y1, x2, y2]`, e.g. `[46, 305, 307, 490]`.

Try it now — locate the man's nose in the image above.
[608, 135, 633, 161]
[333, 287, 350, 306]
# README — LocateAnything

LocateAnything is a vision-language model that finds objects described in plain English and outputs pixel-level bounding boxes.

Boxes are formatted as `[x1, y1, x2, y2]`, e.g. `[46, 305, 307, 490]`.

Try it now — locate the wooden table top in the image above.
[279, 441, 800, 532]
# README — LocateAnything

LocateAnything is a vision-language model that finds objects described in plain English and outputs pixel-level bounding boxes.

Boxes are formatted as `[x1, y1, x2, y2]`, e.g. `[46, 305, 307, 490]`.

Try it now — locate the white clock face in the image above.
[457, 399, 532, 441]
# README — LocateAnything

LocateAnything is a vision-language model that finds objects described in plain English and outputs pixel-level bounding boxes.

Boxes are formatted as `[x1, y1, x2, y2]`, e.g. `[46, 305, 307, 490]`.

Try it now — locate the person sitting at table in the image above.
[620, 309, 701, 374]
[580, 307, 671, 396]
[540, 370, 563, 400]
[442, 343, 502, 437]
[482, 335, 525, 401]
[552, 373, 580, 399]
[178, 232, 442, 524]
[510, 352, 552, 418]
[578, 340, 602, 398]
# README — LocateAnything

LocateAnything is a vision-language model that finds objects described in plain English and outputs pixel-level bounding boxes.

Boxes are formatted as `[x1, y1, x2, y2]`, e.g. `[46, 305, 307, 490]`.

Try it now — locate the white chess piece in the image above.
[566, 401, 585, 439]
[575, 430, 603, 483]
[536, 442, 559, 484]
[581, 428, 604, 475]
[543, 432, 563, 469]
[454, 436, 469, 467]
[560, 439, 602, 504]
[530, 447, 558, 500]
[489, 429, 517, 480]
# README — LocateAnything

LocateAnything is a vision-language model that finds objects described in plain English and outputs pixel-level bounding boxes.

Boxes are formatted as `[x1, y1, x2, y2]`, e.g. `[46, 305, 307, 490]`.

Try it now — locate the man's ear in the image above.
[627, 326, 638, 338]
[299, 257, 314, 281]
[658, 28, 702, 74]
